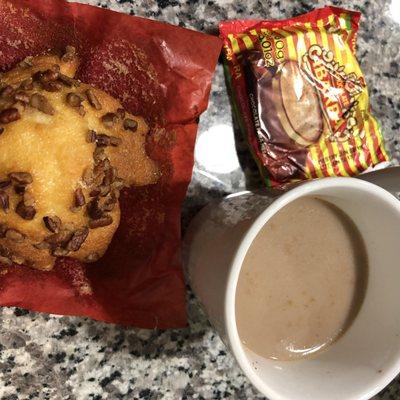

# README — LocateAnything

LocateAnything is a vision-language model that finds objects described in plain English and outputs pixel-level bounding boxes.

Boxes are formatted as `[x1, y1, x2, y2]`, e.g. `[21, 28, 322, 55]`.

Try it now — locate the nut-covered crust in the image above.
[0, 48, 159, 270]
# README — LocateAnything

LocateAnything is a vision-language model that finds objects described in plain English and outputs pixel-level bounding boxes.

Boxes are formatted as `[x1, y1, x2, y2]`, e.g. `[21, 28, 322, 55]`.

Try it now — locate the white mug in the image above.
[185, 176, 400, 400]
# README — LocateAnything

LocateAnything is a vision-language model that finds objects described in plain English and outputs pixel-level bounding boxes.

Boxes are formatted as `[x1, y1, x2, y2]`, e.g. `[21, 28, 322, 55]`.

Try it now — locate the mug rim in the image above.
[224, 177, 400, 400]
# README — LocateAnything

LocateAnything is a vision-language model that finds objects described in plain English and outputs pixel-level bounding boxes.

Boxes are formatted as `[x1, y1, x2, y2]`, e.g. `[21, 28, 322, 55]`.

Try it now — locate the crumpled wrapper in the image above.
[0, 0, 221, 328]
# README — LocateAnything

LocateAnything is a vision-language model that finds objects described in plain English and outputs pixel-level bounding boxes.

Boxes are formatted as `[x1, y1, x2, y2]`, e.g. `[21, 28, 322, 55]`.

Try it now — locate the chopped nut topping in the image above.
[89, 215, 113, 229]
[123, 118, 138, 132]
[30, 93, 55, 115]
[82, 167, 94, 186]
[61, 46, 76, 62]
[89, 188, 100, 197]
[52, 248, 70, 257]
[8, 172, 33, 185]
[23, 191, 35, 207]
[98, 185, 110, 197]
[18, 56, 33, 68]
[46, 230, 73, 247]
[86, 130, 97, 143]
[0, 179, 11, 189]
[96, 133, 111, 147]
[14, 185, 26, 195]
[112, 178, 125, 190]
[66, 227, 89, 251]
[0, 85, 14, 98]
[74, 187, 86, 207]
[109, 136, 122, 146]
[58, 74, 79, 88]
[85, 252, 99, 262]
[34, 241, 51, 250]
[116, 108, 126, 119]
[5, 229, 25, 242]
[0, 190, 9, 212]
[102, 168, 115, 186]
[93, 147, 106, 163]
[0, 255, 12, 266]
[0, 224, 7, 237]
[43, 215, 61, 233]
[16, 201, 36, 220]
[86, 198, 104, 220]
[14, 91, 30, 104]
[101, 112, 118, 128]
[42, 81, 63, 92]
[86, 89, 102, 110]
[0, 108, 20, 124]
[11, 254, 25, 265]
[78, 105, 86, 116]
[40, 69, 60, 83]
[20, 78, 34, 91]
[66, 92, 83, 107]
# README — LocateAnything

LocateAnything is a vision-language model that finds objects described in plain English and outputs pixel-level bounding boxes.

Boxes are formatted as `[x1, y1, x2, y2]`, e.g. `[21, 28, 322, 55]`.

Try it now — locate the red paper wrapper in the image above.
[0, 0, 221, 328]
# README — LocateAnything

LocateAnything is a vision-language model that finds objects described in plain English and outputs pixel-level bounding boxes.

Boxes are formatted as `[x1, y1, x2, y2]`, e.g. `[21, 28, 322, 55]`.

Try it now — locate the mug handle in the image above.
[357, 166, 400, 199]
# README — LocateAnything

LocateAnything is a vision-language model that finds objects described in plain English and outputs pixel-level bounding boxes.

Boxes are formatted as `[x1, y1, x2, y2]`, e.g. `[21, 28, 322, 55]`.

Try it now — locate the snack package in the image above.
[0, 0, 221, 328]
[220, 6, 389, 187]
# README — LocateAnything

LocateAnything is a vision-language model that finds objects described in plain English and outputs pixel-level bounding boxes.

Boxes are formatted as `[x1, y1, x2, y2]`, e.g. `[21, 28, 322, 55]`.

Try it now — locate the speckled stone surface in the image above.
[0, 1, 399, 399]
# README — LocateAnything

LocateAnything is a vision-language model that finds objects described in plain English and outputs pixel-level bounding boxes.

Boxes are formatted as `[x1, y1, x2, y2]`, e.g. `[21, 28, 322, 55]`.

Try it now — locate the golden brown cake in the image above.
[0, 47, 159, 270]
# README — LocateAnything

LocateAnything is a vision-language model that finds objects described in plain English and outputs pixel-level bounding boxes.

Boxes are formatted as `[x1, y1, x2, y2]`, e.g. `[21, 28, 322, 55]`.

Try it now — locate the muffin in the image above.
[0, 47, 159, 270]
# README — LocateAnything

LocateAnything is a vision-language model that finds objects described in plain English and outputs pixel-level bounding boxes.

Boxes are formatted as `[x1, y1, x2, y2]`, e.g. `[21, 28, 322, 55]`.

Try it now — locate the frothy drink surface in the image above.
[235, 197, 368, 361]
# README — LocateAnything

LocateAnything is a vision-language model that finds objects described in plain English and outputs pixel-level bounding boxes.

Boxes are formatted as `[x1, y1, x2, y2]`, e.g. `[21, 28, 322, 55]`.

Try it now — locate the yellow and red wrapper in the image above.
[220, 6, 389, 187]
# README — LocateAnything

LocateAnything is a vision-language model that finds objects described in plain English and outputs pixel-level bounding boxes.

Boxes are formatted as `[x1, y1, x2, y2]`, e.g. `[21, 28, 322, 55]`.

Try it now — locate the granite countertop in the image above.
[0, 0, 399, 399]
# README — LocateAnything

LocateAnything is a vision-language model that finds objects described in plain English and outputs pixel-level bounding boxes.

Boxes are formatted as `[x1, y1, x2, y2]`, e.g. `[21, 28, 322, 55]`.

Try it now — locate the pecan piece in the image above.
[14, 185, 26, 195]
[123, 118, 138, 132]
[109, 136, 122, 146]
[89, 215, 113, 229]
[0, 85, 14, 98]
[52, 248, 70, 257]
[16, 201, 36, 220]
[0, 255, 12, 266]
[20, 78, 34, 91]
[86, 130, 97, 143]
[58, 74, 79, 87]
[93, 147, 106, 163]
[116, 108, 125, 119]
[0, 190, 9, 212]
[40, 69, 59, 83]
[42, 81, 63, 92]
[101, 112, 118, 128]
[11, 254, 25, 265]
[0, 224, 7, 237]
[43, 215, 61, 233]
[82, 167, 94, 186]
[5, 229, 25, 243]
[8, 172, 33, 185]
[34, 241, 51, 250]
[18, 56, 33, 68]
[85, 252, 99, 262]
[46, 230, 73, 248]
[66, 92, 83, 107]
[61, 46, 76, 62]
[14, 91, 30, 104]
[30, 93, 55, 115]
[85, 89, 102, 110]
[23, 192, 35, 207]
[96, 133, 111, 147]
[89, 188, 100, 197]
[74, 187, 86, 207]
[86, 199, 104, 220]
[0, 108, 20, 124]
[0, 179, 11, 189]
[0, 127, 4, 135]
[66, 227, 89, 251]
